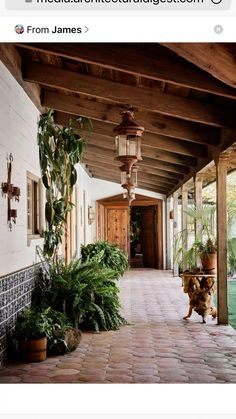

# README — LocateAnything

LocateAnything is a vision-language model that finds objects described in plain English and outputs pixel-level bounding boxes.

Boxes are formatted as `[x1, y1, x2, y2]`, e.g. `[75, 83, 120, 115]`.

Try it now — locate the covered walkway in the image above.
[1, 269, 236, 384]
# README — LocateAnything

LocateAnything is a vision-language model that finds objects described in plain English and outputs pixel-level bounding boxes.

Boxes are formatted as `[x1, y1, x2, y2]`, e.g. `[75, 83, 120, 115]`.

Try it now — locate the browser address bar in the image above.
[5, 0, 232, 11]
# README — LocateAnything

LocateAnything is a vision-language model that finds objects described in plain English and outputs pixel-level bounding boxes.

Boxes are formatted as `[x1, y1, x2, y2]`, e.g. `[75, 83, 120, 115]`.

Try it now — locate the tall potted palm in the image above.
[174, 204, 217, 271]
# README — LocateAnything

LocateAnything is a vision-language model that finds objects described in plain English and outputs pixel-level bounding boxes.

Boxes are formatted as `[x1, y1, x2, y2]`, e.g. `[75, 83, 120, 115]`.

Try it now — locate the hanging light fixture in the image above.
[120, 164, 138, 189]
[121, 165, 138, 205]
[113, 111, 144, 174]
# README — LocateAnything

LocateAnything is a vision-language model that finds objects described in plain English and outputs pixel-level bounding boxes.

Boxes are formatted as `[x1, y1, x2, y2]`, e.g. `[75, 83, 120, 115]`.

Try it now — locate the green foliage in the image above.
[34, 258, 127, 332]
[80, 241, 129, 277]
[174, 204, 217, 270]
[15, 307, 53, 340]
[38, 110, 90, 260]
[228, 238, 236, 276]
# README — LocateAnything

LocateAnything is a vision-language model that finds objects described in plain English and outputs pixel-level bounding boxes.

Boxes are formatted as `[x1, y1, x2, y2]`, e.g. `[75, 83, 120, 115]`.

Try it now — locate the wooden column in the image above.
[194, 174, 203, 240]
[166, 196, 172, 270]
[181, 185, 188, 272]
[215, 154, 229, 325]
[194, 174, 203, 266]
[173, 191, 179, 277]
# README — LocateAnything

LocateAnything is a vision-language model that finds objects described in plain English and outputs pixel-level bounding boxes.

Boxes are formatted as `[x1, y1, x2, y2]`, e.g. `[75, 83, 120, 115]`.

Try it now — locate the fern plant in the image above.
[81, 241, 129, 277]
[33, 258, 127, 332]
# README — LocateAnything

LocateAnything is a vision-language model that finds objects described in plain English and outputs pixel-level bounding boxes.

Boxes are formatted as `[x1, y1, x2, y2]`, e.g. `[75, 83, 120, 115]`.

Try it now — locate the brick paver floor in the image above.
[1, 269, 236, 383]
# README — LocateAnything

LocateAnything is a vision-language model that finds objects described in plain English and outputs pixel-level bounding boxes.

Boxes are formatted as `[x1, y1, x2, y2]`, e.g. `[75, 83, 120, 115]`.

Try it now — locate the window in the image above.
[27, 173, 41, 236]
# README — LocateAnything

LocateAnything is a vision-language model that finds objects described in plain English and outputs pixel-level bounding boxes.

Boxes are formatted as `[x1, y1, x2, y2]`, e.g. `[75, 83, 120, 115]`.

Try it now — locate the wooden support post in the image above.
[194, 174, 203, 266]
[181, 185, 188, 272]
[194, 174, 203, 239]
[173, 191, 179, 277]
[215, 154, 229, 325]
[166, 196, 172, 270]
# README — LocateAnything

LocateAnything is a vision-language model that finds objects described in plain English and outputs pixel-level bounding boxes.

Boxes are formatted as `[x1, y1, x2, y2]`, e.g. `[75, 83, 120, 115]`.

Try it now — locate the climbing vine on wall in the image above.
[38, 110, 91, 262]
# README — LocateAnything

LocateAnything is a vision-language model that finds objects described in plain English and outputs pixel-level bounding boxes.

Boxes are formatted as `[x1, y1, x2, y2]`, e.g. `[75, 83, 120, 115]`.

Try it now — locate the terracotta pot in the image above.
[200, 252, 217, 271]
[19, 337, 47, 362]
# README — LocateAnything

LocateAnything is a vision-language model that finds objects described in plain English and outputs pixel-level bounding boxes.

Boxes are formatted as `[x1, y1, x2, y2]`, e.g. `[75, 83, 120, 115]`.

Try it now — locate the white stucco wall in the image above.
[0, 60, 167, 276]
[0, 61, 43, 276]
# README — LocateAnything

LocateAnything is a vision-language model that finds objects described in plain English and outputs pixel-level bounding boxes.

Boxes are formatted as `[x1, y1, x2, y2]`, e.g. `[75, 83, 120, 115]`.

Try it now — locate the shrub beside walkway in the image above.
[1, 269, 236, 383]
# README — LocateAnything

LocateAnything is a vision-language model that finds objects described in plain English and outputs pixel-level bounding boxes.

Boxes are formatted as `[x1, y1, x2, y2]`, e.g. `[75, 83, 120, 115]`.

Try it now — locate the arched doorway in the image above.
[96, 194, 164, 269]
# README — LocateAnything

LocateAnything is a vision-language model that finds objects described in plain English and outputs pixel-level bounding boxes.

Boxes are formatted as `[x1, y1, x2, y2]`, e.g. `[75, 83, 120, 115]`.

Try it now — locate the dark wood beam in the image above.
[18, 43, 236, 99]
[24, 62, 236, 128]
[93, 173, 168, 194]
[84, 158, 176, 188]
[84, 146, 183, 180]
[0, 44, 42, 110]
[84, 145, 189, 175]
[50, 93, 219, 145]
[140, 156, 189, 174]
[84, 153, 181, 184]
[161, 43, 236, 88]
[167, 128, 236, 196]
[55, 111, 207, 159]
[82, 129, 206, 159]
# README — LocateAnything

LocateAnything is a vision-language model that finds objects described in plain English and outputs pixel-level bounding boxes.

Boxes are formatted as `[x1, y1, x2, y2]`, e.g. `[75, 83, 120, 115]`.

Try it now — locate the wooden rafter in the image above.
[49, 93, 220, 145]
[24, 62, 236, 128]
[17, 43, 236, 99]
[161, 43, 236, 88]
[1, 42, 235, 196]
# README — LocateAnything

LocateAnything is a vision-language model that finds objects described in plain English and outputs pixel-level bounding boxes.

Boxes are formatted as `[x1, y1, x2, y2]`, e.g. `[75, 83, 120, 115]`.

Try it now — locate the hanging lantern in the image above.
[113, 111, 144, 173]
[122, 182, 136, 205]
[120, 164, 138, 188]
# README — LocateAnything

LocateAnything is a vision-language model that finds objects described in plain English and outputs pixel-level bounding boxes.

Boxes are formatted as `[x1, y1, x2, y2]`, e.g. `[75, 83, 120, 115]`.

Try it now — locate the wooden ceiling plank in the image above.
[83, 130, 206, 158]
[167, 128, 236, 196]
[93, 173, 168, 194]
[18, 43, 236, 99]
[84, 159, 175, 188]
[84, 149, 183, 180]
[49, 92, 220, 145]
[93, 170, 169, 195]
[55, 111, 207, 158]
[161, 43, 236, 89]
[24, 62, 236, 128]
[85, 158, 180, 183]
[83, 144, 189, 174]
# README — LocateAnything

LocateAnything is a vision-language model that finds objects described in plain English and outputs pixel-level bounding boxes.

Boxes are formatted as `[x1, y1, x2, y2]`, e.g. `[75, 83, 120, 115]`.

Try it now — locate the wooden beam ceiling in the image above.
[4, 42, 235, 196]
[161, 43, 236, 88]
[84, 158, 176, 188]
[48, 92, 220, 145]
[24, 62, 236, 128]
[18, 43, 236, 99]
[92, 172, 168, 194]
[54, 112, 208, 159]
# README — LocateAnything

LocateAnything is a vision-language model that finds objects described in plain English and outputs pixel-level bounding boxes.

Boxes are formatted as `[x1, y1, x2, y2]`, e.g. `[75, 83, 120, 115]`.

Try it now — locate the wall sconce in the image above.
[1, 153, 21, 231]
[88, 205, 95, 225]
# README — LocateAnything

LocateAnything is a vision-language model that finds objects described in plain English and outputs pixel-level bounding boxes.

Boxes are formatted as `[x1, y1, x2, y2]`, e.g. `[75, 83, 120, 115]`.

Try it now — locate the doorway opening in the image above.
[130, 205, 160, 268]
[96, 194, 163, 270]
[130, 207, 143, 268]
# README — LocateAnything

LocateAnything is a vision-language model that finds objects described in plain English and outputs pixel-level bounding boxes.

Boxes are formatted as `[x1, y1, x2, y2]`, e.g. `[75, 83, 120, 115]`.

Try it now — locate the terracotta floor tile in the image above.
[1, 269, 236, 383]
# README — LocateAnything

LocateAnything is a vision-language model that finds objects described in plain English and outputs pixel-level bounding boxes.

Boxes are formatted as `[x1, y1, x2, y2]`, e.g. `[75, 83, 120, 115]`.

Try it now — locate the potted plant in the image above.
[196, 238, 217, 271]
[15, 307, 52, 362]
[174, 204, 217, 272]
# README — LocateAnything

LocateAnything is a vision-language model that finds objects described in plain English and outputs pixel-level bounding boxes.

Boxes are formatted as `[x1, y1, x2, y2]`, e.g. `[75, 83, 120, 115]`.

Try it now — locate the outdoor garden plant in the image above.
[34, 255, 127, 332]
[38, 110, 91, 262]
[81, 240, 129, 276]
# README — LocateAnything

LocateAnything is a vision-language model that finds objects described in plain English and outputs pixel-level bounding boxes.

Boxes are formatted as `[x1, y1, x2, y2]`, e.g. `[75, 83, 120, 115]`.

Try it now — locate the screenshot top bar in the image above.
[5, 0, 232, 11]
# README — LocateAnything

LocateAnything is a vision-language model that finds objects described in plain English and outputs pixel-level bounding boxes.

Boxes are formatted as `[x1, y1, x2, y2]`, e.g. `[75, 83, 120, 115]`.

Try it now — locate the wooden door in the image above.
[141, 205, 157, 268]
[106, 208, 129, 254]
